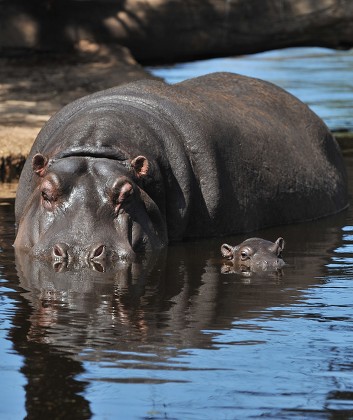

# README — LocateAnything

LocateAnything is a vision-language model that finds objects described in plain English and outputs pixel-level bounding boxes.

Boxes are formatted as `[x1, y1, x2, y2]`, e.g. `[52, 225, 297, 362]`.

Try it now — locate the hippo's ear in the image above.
[221, 243, 234, 260]
[271, 237, 285, 256]
[131, 155, 149, 178]
[32, 153, 48, 176]
[275, 237, 285, 251]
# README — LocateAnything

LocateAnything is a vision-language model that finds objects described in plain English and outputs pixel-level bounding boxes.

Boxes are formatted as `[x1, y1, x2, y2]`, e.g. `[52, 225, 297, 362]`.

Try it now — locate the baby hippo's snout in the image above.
[221, 237, 285, 272]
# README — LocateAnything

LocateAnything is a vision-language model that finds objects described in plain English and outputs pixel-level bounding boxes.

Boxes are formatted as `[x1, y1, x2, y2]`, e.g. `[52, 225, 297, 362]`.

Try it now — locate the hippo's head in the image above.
[221, 237, 285, 272]
[14, 153, 168, 267]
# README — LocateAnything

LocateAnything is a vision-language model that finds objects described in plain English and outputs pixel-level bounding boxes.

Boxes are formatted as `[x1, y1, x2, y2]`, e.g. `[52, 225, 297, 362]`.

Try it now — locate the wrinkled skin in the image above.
[14, 72, 347, 265]
[221, 237, 285, 272]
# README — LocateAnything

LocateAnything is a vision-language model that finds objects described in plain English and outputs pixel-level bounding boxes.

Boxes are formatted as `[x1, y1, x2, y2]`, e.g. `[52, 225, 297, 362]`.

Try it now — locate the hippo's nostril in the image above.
[52, 243, 69, 261]
[90, 244, 106, 261]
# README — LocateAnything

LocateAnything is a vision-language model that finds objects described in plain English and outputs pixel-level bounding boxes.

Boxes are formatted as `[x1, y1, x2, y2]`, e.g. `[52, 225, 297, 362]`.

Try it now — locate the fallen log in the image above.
[1, 0, 353, 63]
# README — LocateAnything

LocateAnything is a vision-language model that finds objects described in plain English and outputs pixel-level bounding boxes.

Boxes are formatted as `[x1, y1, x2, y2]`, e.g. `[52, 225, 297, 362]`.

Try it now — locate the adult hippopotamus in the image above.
[14, 72, 347, 263]
[221, 237, 285, 272]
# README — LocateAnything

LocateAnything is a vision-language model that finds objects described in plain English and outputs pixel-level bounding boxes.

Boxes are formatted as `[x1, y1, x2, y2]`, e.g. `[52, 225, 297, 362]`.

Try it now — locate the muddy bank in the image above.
[0, 43, 157, 181]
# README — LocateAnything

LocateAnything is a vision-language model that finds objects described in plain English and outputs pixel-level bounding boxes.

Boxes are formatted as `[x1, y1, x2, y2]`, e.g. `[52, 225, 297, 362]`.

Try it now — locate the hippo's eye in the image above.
[240, 247, 252, 261]
[112, 180, 134, 214]
[41, 191, 51, 201]
[41, 190, 56, 209]
[39, 178, 59, 210]
[41, 189, 57, 210]
[240, 251, 248, 260]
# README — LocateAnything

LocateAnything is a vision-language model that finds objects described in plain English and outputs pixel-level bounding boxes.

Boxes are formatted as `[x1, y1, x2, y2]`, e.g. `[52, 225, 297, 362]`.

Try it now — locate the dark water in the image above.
[1, 48, 353, 419]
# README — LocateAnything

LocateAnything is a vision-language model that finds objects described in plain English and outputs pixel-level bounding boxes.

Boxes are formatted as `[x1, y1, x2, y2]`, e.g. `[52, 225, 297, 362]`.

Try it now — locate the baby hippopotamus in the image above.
[221, 237, 285, 272]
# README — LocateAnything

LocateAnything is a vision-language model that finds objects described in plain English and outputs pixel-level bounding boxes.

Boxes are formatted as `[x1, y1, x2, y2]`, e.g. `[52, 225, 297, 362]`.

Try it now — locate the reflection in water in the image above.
[15, 249, 166, 355]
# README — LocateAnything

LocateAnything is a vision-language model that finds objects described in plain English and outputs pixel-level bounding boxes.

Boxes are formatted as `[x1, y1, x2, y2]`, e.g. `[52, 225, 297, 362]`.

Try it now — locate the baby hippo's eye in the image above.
[240, 247, 252, 260]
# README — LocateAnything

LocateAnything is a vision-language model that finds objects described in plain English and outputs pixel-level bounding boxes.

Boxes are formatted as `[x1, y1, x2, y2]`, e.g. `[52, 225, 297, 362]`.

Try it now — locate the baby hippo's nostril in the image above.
[90, 244, 106, 261]
[52, 243, 69, 261]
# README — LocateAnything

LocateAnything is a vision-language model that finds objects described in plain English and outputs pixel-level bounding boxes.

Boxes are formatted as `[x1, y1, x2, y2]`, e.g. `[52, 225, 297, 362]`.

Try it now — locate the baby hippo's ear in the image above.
[275, 237, 285, 251]
[270, 237, 285, 256]
[32, 153, 48, 176]
[221, 243, 234, 260]
[131, 155, 149, 178]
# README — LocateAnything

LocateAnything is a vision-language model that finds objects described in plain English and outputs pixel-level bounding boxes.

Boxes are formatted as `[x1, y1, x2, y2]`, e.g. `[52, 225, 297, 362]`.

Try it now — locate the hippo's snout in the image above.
[254, 257, 285, 270]
[51, 242, 132, 265]
[51, 242, 109, 272]
[52, 243, 69, 262]
[89, 244, 107, 261]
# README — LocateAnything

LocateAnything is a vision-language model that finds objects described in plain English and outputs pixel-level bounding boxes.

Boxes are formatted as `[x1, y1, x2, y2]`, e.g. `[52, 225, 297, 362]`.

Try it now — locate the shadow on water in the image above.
[0, 156, 352, 418]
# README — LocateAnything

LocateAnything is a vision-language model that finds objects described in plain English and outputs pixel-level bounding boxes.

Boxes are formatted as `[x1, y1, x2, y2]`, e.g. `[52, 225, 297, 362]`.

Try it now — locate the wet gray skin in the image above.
[14, 73, 347, 264]
[14, 156, 168, 265]
[221, 237, 285, 272]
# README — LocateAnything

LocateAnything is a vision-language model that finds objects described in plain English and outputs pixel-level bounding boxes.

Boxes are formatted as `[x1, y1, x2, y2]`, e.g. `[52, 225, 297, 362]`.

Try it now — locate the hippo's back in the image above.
[134, 72, 348, 235]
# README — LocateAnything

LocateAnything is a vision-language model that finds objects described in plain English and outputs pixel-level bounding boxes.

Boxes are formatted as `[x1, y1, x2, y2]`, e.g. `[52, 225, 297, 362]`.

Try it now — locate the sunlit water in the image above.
[1, 48, 353, 419]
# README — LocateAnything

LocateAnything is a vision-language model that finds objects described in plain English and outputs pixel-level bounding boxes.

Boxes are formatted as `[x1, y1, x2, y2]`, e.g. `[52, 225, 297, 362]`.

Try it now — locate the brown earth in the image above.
[0, 42, 157, 182]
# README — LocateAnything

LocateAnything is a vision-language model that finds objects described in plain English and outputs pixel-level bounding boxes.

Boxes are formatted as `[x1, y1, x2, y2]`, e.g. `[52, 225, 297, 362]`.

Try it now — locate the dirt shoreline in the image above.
[0, 44, 158, 181]
[1, 45, 352, 182]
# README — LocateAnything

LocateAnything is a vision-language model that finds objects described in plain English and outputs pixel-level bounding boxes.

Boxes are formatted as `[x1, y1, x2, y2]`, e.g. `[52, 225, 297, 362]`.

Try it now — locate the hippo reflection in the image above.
[221, 237, 285, 273]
